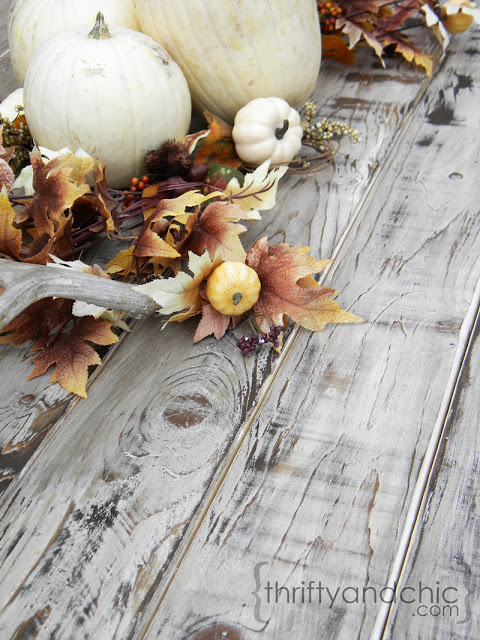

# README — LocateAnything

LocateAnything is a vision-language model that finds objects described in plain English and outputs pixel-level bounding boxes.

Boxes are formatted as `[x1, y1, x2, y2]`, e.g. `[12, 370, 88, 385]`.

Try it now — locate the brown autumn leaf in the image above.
[0, 297, 73, 346]
[322, 35, 356, 65]
[185, 201, 253, 262]
[0, 185, 21, 258]
[19, 215, 73, 265]
[28, 316, 118, 398]
[193, 303, 231, 342]
[93, 160, 119, 233]
[24, 154, 92, 237]
[380, 32, 433, 75]
[134, 190, 223, 259]
[194, 112, 243, 168]
[246, 237, 365, 332]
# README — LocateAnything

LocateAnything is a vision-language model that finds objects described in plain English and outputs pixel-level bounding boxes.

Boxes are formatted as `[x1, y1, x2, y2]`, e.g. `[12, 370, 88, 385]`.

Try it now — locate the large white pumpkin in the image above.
[8, 0, 140, 85]
[136, 0, 321, 123]
[24, 16, 192, 189]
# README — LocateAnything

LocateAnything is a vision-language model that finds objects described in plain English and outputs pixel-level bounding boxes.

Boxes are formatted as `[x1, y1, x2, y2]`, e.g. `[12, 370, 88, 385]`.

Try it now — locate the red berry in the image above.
[131, 177, 139, 186]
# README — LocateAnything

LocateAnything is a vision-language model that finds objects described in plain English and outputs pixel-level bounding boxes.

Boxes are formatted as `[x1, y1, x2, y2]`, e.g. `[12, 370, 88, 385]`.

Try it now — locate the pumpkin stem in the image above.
[88, 12, 112, 39]
[275, 119, 289, 140]
[233, 292, 243, 306]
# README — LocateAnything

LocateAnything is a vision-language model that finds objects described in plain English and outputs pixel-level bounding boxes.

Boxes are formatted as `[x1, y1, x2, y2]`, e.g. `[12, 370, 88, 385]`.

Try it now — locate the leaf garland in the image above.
[1, 117, 365, 397]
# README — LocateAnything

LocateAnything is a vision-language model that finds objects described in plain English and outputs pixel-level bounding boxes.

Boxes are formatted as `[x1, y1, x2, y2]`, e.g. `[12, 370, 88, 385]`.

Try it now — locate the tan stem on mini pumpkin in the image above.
[88, 12, 112, 39]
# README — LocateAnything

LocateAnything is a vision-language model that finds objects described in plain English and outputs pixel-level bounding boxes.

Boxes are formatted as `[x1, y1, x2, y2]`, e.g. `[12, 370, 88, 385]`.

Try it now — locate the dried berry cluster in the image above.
[236, 325, 283, 356]
[303, 101, 360, 152]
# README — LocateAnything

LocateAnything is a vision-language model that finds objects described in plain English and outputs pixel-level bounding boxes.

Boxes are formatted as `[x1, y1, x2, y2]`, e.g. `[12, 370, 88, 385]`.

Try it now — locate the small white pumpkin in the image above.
[8, 0, 140, 86]
[24, 14, 191, 189]
[0, 88, 24, 121]
[232, 97, 303, 166]
[135, 0, 321, 123]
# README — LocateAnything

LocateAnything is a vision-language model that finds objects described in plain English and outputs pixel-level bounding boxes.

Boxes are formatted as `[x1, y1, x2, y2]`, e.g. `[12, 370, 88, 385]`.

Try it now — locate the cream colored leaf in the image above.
[133, 250, 223, 322]
[225, 160, 287, 215]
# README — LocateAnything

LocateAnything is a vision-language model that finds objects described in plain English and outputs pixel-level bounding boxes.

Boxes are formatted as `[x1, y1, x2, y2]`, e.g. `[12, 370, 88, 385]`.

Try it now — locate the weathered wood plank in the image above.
[0, 45, 440, 640]
[0, 2, 10, 58]
[383, 308, 480, 639]
[137, 34, 480, 640]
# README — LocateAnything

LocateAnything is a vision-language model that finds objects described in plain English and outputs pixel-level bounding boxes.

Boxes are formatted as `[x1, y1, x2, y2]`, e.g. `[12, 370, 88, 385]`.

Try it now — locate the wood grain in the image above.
[0, 2, 10, 58]
[384, 312, 480, 639]
[138, 34, 480, 640]
[0, 42, 442, 640]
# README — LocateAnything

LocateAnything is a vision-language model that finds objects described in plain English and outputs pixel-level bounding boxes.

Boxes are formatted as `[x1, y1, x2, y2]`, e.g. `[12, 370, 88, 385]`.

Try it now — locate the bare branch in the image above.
[0, 260, 160, 330]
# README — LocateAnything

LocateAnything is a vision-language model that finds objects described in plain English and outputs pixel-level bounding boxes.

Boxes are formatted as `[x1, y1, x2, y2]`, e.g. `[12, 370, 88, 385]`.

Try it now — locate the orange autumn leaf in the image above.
[0, 185, 21, 258]
[322, 35, 356, 65]
[24, 154, 91, 236]
[0, 297, 73, 346]
[185, 201, 252, 262]
[28, 316, 118, 398]
[194, 112, 243, 168]
[246, 237, 365, 332]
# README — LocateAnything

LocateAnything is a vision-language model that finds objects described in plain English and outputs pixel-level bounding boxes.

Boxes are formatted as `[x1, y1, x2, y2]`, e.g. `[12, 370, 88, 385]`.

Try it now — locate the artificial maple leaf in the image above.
[322, 35, 356, 64]
[194, 112, 243, 168]
[134, 190, 223, 259]
[19, 215, 73, 265]
[93, 160, 119, 233]
[0, 185, 21, 258]
[246, 237, 365, 332]
[24, 154, 92, 236]
[71, 194, 115, 238]
[28, 316, 118, 398]
[193, 303, 231, 342]
[380, 31, 433, 75]
[225, 161, 288, 217]
[0, 297, 73, 346]
[185, 200, 252, 262]
[337, 18, 385, 58]
[105, 246, 136, 276]
[133, 250, 223, 322]
[183, 129, 210, 154]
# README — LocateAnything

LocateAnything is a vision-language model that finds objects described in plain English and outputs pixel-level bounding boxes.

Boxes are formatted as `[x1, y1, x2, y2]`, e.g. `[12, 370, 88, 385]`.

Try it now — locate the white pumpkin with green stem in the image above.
[232, 97, 303, 166]
[135, 0, 321, 123]
[8, 0, 140, 86]
[23, 13, 191, 189]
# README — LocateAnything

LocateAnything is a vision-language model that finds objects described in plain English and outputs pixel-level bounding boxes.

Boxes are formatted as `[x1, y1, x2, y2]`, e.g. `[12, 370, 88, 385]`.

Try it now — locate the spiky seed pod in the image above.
[144, 140, 194, 180]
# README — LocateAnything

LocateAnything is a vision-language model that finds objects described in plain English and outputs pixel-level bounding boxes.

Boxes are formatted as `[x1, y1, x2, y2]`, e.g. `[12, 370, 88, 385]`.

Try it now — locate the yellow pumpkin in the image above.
[206, 261, 261, 316]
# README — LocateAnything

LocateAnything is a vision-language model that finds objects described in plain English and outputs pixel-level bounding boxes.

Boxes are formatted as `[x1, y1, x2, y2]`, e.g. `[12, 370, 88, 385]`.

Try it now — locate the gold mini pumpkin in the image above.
[206, 261, 261, 316]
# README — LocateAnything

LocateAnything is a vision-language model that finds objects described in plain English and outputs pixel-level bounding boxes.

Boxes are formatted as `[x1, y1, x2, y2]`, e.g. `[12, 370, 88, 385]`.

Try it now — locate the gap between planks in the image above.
[134, 53, 447, 640]
[370, 276, 480, 639]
